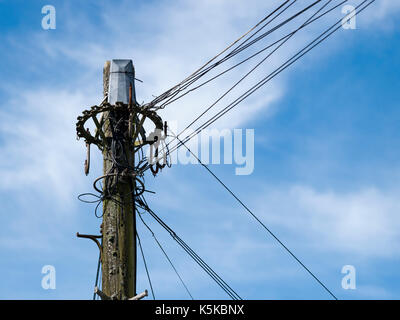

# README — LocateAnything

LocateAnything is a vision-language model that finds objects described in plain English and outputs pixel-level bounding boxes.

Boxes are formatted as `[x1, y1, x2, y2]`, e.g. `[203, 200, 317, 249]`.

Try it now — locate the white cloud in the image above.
[364, 0, 400, 21]
[0, 88, 104, 252]
[0, 89, 94, 203]
[356, 285, 394, 299]
[144, 176, 400, 298]
[252, 185, 400, 257]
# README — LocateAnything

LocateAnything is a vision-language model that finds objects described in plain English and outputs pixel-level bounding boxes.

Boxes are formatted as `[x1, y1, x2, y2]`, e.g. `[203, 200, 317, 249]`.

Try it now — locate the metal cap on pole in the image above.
[108, 59, 136, 104]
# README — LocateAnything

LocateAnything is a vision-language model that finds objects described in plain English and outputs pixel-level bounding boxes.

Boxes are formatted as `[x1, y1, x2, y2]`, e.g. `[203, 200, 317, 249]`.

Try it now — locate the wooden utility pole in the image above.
[77, 59, 155, 300]
[101, 59, 137, 299]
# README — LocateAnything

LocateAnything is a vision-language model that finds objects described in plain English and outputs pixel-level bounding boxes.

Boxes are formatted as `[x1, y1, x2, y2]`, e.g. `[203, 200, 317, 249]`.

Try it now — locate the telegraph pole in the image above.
[101, 59, 137, 299]
[77, 58, 160, 300]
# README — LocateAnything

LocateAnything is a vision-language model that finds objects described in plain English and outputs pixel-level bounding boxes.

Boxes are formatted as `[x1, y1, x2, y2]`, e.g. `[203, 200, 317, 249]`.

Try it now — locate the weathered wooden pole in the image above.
[101, 59, 137, 299]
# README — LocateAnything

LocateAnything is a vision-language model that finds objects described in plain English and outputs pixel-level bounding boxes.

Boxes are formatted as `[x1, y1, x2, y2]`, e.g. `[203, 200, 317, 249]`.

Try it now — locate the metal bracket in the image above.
[76, 232, 102, 259]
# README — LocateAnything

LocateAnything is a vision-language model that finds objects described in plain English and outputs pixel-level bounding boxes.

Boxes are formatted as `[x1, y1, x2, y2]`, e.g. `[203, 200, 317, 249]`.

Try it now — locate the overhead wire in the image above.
[147, 0, 295, 109]
[165, 0, 334, 154]
[145, 1, 375, 300]
[155, 0, 299, 110]
[166, 0, 374, 156]
[138, 209, 194, 299]
[137, 231, 156, 300]
[154, 0, 352, 113]
[93, 248, 101, 300]
[170, 129, 338, 300]
[136, 194, 241, 300]
[159, 0, 348, 111]
[137, 196, 239, 300]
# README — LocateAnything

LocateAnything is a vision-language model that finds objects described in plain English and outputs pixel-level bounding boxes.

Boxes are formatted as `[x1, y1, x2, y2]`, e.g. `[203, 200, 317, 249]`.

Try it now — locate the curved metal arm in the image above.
[76, 232, 102, 259]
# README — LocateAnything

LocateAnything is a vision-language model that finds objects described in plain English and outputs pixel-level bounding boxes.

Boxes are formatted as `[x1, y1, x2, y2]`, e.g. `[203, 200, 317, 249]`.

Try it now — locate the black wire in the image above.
[93, 249, 101, 300]
[156, 0, 345, 157]
[149, 0, 295, 108]
[161, 0, 347, 111]
[140, 196, 241, 300]
[137, 231, 156, 300]
[167, 0, 332, 151]
[167, 0, 373, 156]
[165, 1, 374, 286]
[156, 0, 299, 109]
[78, 109, 148, 218]
[158, 0, 326, 109]
[171, 130, 339, 300]
[78, 106, 150, 300]
[138, 210, 194, 299]
[137, 195, 241, 300]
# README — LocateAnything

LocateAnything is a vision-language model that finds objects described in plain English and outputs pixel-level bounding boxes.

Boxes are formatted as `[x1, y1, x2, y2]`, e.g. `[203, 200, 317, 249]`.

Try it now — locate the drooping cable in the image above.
[93, 249, 101, 300]
[137, 196, 239, 300]
[170, 129, 338, 300]
[137, 195, 241, 300]
[137, 231, 156, 300]
[138, 210, 194, 299]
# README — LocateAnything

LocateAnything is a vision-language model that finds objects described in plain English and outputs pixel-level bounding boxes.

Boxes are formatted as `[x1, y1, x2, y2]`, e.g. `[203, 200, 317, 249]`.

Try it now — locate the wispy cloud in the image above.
[0, 89, 92, 202]
[250, 184, 400, 257]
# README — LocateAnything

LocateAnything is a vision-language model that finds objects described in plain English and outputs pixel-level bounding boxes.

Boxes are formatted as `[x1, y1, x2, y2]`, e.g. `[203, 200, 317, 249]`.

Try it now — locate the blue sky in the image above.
[0, 0, 399, 300]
